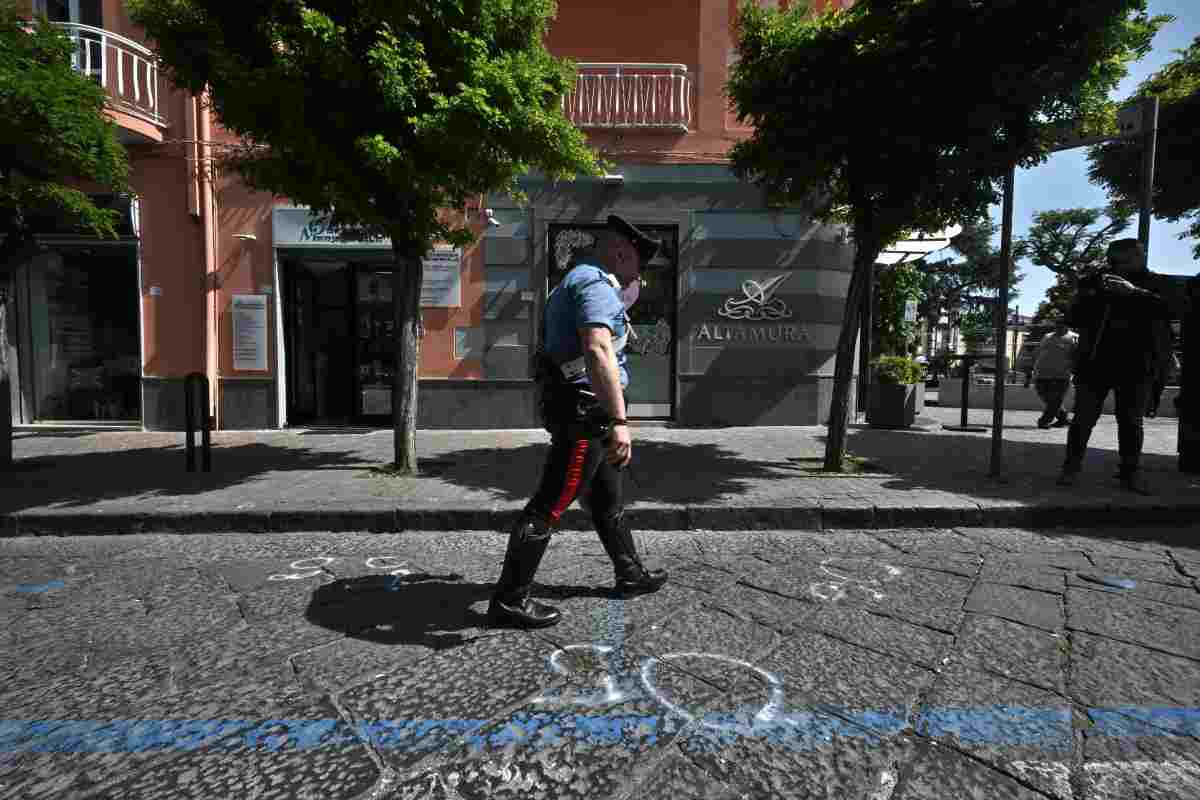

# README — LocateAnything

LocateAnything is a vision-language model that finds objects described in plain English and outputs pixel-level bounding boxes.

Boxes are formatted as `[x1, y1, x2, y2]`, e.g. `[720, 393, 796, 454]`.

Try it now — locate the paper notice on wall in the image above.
[421, 246, 461, 307]
[232, 294, 269, 371]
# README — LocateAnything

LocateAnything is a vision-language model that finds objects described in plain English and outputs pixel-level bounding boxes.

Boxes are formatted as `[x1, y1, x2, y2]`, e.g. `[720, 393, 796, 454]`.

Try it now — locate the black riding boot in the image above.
[489, 514, 561, 628]
[595, 512, 668, 597]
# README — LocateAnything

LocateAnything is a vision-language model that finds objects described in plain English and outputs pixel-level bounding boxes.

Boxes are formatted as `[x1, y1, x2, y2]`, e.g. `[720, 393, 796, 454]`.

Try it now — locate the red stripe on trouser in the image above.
[548, 440, 590, 522]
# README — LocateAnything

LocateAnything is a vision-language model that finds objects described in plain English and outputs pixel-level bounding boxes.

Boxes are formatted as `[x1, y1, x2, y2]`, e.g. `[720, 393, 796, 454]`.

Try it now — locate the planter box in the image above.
[867, 382, 919, 428]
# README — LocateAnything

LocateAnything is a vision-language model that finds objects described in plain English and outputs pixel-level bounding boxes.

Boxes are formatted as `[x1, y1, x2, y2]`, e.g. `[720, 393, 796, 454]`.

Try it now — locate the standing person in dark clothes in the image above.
[488, 215, 668, 629]
[1057, 239, 1172, 494]
[1032, 319, 1078, 429]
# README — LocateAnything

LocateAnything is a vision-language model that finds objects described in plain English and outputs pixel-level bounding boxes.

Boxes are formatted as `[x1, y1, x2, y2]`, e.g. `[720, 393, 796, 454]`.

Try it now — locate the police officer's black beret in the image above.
[607, 214, 662, 264]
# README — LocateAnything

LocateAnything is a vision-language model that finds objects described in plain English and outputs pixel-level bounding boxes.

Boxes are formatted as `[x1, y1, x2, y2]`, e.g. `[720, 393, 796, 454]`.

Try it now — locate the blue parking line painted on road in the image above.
[12, 579, 65, 594]
[2, 707, 1197, 754]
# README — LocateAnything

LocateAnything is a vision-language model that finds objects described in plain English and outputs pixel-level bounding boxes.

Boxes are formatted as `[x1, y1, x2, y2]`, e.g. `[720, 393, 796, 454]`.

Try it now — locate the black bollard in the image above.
[184, 373, 212, 473]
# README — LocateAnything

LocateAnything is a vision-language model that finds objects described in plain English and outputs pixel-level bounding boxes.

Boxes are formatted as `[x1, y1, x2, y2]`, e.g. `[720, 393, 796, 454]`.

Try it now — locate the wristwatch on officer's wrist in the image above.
[610, 418, 628, 427]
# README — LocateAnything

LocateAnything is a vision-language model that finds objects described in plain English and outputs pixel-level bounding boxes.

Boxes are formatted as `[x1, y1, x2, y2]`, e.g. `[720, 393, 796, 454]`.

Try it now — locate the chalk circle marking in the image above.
[364, 556, 413, 576]
[268, 556, 336, 581]
[640, 652, 785, 730]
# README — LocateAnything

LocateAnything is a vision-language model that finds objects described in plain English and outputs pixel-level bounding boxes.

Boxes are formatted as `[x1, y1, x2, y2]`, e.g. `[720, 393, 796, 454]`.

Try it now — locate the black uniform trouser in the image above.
[1063, 373, 1151, 477]
[1034, 378, 1071, 425]
[526, 427, 624, 528]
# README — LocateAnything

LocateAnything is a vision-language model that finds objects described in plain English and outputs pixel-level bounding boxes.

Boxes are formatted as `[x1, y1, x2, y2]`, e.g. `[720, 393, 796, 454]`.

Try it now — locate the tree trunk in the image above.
[0, 277, 12, 470]
[392, 247, 424, 474]
[824, 243, 877, 472]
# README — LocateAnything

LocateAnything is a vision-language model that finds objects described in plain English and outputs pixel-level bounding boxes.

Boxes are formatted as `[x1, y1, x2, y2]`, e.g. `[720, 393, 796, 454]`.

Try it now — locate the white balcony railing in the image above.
[564, 63, 693, 132]
[52, 22, 165, 129]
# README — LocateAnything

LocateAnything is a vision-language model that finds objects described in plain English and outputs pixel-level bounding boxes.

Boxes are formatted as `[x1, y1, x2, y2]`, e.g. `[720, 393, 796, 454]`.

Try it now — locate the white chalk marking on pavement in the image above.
[364, 556, 412, 576]
[268, 556, 336, 581]
[640, 652, 785, 729]
[809, 559, 901, 602]
[1085, 760, 1200, 799]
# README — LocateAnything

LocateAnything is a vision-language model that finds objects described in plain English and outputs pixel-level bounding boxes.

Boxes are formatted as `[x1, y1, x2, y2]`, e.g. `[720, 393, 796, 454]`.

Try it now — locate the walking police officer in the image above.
[488, 215, 669, 629]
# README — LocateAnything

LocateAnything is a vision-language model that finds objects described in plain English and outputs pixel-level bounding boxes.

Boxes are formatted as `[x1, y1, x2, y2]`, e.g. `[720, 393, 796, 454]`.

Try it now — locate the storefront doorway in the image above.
[547, 223, 678, 419]
[15, 245, 142, 423]
[280, 254, 401, 426]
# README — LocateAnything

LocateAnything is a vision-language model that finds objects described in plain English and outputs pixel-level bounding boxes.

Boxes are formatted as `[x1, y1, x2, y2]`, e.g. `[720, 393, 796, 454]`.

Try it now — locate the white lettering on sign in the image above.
[694, 323, 807, 344]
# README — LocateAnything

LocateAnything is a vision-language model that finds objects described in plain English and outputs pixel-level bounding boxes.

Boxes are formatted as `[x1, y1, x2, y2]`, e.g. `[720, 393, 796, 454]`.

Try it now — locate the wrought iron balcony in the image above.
[564, 63, 693, 133]
[51, 22, 166, 131]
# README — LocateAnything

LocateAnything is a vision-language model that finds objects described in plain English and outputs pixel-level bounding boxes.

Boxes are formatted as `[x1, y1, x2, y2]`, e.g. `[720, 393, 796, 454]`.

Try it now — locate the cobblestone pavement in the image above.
[3, 526, 1200, 798]
[5, 408, 1199, 534]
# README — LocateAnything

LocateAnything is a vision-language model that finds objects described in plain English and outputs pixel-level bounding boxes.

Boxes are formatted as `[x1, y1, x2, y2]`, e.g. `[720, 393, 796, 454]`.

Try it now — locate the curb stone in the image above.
[2, 503, 1197, 537]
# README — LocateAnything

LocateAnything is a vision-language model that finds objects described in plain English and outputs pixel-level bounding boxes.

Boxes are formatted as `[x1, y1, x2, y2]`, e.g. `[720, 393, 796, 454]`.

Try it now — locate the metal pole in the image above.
[1137, 97, 1159, 257]
[990, 167, 1016, 478]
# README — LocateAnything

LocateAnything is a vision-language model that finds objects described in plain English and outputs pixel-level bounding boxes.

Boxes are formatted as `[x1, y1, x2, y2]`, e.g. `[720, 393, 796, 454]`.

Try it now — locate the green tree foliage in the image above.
[876, 262, 923, 357]
[917, 217, 1024, 354]
[1016, 205, 1133, 321]
[0, 0, 132, 468]
[1088, 35, 1200, 257]
[727, 0, 1160, 470]
[128, 0, 599, 473]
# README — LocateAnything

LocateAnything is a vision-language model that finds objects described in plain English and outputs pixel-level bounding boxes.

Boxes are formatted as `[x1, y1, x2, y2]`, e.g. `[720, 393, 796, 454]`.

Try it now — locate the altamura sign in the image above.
[694, 274, 809, 344]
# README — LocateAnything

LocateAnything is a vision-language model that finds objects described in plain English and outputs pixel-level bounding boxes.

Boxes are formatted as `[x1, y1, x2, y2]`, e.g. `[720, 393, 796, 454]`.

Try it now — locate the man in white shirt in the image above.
[1033, 320, 1079, 429]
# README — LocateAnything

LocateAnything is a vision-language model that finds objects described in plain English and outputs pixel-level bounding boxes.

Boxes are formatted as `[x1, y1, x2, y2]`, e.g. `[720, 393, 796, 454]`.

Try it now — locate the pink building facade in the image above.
[8, 0, 860, 430]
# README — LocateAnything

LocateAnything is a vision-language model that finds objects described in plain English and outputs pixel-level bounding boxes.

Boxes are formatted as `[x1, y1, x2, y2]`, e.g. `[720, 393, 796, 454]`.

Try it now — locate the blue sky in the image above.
[995, 0, 1198, 318]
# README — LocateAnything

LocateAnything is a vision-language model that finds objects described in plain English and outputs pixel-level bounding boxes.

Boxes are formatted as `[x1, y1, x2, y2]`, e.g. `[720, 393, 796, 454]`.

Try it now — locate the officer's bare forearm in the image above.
[584, 345, 627, 421]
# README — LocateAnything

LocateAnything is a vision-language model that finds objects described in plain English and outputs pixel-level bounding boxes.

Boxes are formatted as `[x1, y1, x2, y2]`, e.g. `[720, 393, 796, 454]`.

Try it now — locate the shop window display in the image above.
[28, 249, 141, 421]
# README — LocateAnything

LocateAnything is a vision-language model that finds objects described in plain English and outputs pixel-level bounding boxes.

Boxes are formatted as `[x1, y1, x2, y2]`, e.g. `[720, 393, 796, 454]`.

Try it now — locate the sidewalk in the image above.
[4, 405, 1199, 535]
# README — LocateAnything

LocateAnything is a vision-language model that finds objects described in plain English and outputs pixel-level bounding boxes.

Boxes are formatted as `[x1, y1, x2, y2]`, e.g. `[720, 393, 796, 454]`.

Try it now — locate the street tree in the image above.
[1089, 35, 1200, 258]
[917, 218, 1024, 360]
[128, 0, 599, 474]
[1017, 205, 1133, 321]
[0, 0, 131, 469]
[726, 0, 1158, 470]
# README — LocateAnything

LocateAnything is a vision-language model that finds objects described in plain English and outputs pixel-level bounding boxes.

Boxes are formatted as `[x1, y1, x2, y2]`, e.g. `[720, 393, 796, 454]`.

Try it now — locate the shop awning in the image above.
[875, 225, 962, 266]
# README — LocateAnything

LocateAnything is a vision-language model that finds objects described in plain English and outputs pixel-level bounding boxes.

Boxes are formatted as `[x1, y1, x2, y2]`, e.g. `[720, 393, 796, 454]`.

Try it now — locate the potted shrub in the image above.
[957, 309, 996, 356]
[867, 355, 924, 428]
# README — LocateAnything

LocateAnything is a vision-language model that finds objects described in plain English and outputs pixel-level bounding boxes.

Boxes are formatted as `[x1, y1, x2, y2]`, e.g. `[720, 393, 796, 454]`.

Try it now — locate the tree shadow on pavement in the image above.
[305, 573, 610, 650]
[424, 440, 789, 504]
[841, 424, 1197, 501]
[0, 441, 378, 513]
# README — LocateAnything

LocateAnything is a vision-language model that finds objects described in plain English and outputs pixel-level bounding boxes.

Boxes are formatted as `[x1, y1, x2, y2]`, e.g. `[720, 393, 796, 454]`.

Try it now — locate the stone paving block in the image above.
[535, 585, 708, 651]
[858, 565, 973, 633]
[1066, 587, 1200, 660]
[636, 603, 781, 690]
[657, 560, 742, 596]
[421, 652, 725, 800]
[1069, 632, 1200, 710]
[872, 528, 989, 555]
[801, 605, 954, 671]
[1080, 554, 1193, 586]
[915, 662, 1074, 799]
[1067, 573, 1200, 612]
[1082, 723, 1200, 800]
[335, 632, 557, 775]
[952, 614, 1066, 694]
[891, 741, 1054, 800]
[0, 672, 317, 800]
[623, 751, 753, 799]
[709, 581, 820, 634]
[964, 582, 1064, 632]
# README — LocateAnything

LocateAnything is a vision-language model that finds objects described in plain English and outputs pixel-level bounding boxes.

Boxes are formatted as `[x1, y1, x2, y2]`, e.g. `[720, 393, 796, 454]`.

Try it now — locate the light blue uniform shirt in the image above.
[543, 264, 629, 387]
